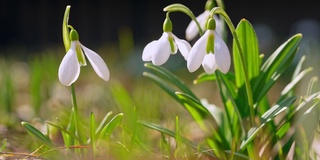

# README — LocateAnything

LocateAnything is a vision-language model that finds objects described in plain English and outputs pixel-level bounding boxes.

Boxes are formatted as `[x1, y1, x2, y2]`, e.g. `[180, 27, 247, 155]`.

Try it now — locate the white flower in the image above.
[142, 32, 191, 65]
[187, 30, 230, 74]
[201, 98, 222, 125]
[58, 40, 110, 86]
[186, 11, 223, 41]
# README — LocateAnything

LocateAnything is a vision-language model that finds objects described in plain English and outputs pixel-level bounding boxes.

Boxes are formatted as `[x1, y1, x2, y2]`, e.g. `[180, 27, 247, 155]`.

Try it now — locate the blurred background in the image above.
[0, 0, 320, 156]
[1, 0, 320, 54]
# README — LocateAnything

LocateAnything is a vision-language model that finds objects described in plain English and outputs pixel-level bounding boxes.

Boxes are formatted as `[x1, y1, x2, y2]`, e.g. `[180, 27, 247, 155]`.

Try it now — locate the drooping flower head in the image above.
[142, 15, 191, 65]
[187, 17, 230, 74]
[58, 28, 110, 86]
[185, 0, 223, 41]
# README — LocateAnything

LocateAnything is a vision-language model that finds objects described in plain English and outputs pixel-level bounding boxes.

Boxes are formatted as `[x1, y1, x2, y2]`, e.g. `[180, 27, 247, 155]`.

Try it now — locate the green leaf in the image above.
[307, 77, 318, 97]
[138, 120, 216, 158]
[233, 19, 260, 87]
[95, 111, 113, 136]
[63, 5, 71, 51]
[46, 121, 80, 142]
[90, 112, 96, 156]
[0, 138, 6, 152]
[252, 34, 302, 104]
[99, 113, 123, 140]
[143, 72, 180, 102]
[21, 122, 53, 146]
[261, 96, 296, 123]
[144, 63, 197, 99]
[175, 92, 210, 130]
[280, 67, 313, 96]
[193, 73, 217, 84]
[56, 118, 71, 148]
[240, 96, 296, 150]
[276, 122, 290, 139]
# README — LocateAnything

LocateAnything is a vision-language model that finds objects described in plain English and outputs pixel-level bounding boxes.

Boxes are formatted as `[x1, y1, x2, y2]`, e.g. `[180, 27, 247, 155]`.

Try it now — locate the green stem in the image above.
[71, 84, 84, 144]
[210, 7, 255, 127]
[164, 4, 204, 36]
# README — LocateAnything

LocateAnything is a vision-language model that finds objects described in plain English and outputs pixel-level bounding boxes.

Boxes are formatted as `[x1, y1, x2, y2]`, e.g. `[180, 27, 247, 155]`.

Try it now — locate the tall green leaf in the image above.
[233, 19, 260, 87]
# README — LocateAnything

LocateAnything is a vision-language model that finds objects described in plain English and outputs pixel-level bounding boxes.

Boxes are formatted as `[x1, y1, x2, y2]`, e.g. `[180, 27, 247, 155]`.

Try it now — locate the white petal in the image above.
[81, 44, 110, 81]
[214, 31, 230, 74]
[58, 43, 80, 86]
[198, 10, 211, 29]
[187, 30, 210, 72]
[185, 10, 210, 41]
[142, 40, 157, 61]
[152, 32, 171, 65]
[172, 34, 191, 60]
[186, 20, 198, 41]
[202, 54, 217, 74]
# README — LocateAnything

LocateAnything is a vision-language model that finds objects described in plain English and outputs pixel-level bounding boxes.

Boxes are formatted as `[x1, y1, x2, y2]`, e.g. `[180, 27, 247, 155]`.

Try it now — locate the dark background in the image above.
[0, 0, 320, 53]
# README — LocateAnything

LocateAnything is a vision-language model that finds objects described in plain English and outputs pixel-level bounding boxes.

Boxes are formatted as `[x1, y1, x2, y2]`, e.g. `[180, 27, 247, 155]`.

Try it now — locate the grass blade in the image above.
[99, 113, 123, 140]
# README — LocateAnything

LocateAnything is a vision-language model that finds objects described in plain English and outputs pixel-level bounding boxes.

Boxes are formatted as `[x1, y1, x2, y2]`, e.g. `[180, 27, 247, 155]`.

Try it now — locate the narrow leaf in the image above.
[138, 120, 216, 157]
[144, 63, 198, 99]
[280, 67, 313, 96]
[253, 34, 302, 104]
[0, 138, 6, 152]
[240, 96, 296, 149]
[261, 96, 296, 123]
[175, 92, 210, 130]
[90, 112, 96, 156]
[95, 111, 113, 136]
[21, 122, 53, 146]
[99, 113, 123, 139]
[143, 72, 180, 102]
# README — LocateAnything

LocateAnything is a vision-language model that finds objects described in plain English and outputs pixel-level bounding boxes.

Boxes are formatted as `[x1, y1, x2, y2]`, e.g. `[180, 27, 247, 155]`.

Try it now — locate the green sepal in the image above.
[206, 18, 216, 30]
[163, 17, 172, 32]
[70, 29, 79, 41]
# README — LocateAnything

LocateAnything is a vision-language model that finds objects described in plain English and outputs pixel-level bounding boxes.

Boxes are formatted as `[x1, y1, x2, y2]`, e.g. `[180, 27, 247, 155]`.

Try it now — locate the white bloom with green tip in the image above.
[142, 17, 191, 65]
[187, 29, 230, 74]
[58, 30, 110, 86]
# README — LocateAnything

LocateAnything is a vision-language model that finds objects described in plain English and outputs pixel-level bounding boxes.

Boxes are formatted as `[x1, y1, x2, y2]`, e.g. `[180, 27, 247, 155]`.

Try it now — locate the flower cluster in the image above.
[142, 7, 230, 75]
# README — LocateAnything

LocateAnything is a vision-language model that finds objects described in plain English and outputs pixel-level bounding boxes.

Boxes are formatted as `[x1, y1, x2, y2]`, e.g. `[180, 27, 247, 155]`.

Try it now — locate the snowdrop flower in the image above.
[58, 29, 110, 86]
[201, 98, 222, 125]
[186, 12, 223, 41]
[142, 17, 191, 65]
[187, 18, 230, 74]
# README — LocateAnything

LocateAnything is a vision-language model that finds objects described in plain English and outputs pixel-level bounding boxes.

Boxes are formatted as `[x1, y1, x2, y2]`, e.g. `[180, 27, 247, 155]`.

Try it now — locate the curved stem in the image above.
[164, 4, 204, 36]
[210, 7, 255, 127]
